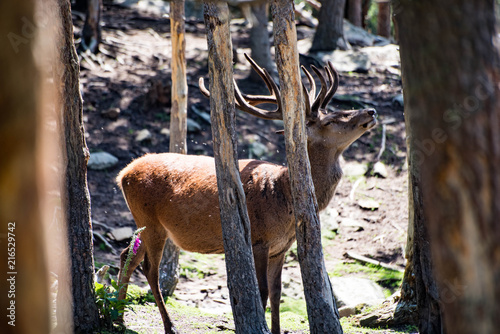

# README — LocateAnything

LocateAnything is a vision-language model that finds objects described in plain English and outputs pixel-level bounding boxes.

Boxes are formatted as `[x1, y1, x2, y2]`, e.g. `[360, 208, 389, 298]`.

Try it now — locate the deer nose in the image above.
[366, 108, 377, 117]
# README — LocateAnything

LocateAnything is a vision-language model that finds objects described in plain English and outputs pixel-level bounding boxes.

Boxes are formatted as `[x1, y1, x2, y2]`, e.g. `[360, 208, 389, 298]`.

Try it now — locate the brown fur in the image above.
[116, 108, 376, 334]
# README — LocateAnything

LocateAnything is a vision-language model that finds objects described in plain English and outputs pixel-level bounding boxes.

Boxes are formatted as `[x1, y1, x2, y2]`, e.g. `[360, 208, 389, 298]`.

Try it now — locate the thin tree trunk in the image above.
[396, 0, 500, 332]
[270, 0, 343, 333]
[377, 0, 391, 38]
[159, 0, 188, 298]
[248, 2, 274, 82]
[0, 1, 50, 333]
[347, 0, 363, 27]
[58, 0, 100, 331]
[310, 0, 348, 52]
[81, 0, 101, 53]
[203, 2, 270, 333]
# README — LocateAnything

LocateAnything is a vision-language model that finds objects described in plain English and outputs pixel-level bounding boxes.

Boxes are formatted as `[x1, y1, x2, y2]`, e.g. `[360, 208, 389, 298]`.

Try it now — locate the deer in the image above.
[116, 54, 377, 334]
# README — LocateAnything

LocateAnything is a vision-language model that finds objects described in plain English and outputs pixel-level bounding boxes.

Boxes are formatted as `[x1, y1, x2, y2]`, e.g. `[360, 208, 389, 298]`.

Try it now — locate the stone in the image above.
[392, 94, 404, 108]
[249, 141, 268, 158]
[160, 128, 170, 136]
[338, 305, 357, 318]
[373, 161, 389, 178]
[320, 207, 339, 232]
[135, 129, 152, 142]
[339, 217, 367, 231]
[187, 118, 202, 132]
[343, 19, 376, 47]
[358, 198, 380, 210]
[101, 107, 120, 120]
[109, 227, 134, 242]
[322, 49, 371, 73]
[343, 162, 368, 177]
[331, 276, 386, 309]
[88, 151, 119, 170]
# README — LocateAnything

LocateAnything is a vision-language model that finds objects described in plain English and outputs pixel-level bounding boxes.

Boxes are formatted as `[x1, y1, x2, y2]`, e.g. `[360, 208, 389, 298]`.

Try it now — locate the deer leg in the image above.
[268, 254, 285, 334]
[141, 227, 178, 334]
[117, 240, 146, 322]
[253, 243, 270, 310]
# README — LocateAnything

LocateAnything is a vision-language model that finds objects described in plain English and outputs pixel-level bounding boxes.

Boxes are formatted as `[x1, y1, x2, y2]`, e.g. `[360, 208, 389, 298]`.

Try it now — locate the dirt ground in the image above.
[77, 1, 408, 332]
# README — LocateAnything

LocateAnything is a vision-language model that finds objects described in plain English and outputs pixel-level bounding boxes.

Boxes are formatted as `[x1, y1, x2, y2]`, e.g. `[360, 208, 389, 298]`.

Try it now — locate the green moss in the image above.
[330, 262, 403, 296]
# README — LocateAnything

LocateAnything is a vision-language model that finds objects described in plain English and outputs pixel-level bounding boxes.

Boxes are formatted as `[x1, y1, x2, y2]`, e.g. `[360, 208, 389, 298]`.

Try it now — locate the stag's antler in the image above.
[199, 55, 339, 121]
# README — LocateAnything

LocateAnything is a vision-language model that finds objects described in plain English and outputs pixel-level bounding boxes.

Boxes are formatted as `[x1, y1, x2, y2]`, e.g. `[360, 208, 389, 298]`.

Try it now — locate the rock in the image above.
[160, 128, 170, 136]
[343, 19, 376, 47]
[373, 161, 389, 178]
[135, 129, 152, 142]
[88, 151, 119, 170]
[358, 198, 380, 210]
[343, 162, 368, 177]
[101, 107, 120, 120]
[187, 118, 202, 132]
[339, 217, 366, 231]
[320, 207, 339, 232]
[249, 141, 268, 158]
[392, 93, 404, 108]
[322, 49, 371, 73]
[338, 305, 357, 318]
[331, 276, 386, 309]
[109, 227, 134, 242]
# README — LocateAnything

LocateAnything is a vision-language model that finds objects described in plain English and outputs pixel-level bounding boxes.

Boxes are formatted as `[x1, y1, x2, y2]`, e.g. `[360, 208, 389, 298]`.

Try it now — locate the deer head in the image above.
[199, 53, 377, 155]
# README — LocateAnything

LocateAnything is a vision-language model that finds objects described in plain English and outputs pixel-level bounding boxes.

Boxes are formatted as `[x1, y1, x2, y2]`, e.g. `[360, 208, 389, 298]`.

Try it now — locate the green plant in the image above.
[95, 227, 146, 329]
[95, 279, 132, 329]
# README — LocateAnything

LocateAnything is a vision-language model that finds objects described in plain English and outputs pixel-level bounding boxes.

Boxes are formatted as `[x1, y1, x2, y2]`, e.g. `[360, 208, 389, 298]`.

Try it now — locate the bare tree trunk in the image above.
[159, 0, 188, 298]
[248, 1, 274, 82]
[58, 0, 100, 331]
[81, 0, 101, 53]
[270, 0, 343, 333]
[377, 0, 391, 38]
[347, 0, 363, 26]
[0, 1, 51, 333]
[395, 0, 500, 333]
[203, 2, 271, 333]
[310, 0, 348, 52]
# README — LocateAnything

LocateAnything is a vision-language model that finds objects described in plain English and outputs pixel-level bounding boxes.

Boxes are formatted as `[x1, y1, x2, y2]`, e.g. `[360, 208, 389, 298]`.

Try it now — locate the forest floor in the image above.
[77, 1, 413, 333]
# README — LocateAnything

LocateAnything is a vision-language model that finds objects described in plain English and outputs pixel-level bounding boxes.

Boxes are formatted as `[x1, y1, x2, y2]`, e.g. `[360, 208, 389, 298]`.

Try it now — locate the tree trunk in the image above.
[58, 0, 100, 331]
[270, 0, 343, 333]
[347, 0, 362, 26]
[203, 2, 271, 333]
[395, 0, 500, 333]
[0, 1, 51, 333]
[159, 0, 188, 298]
[81, 0, 101, 53]
[377, 0, 390, 38]
[248, 2, 275, 82]
[310, 0, 348, 52]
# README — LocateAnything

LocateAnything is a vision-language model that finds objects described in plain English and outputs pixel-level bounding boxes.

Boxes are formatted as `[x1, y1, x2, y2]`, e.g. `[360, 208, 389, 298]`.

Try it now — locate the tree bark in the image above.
[347, 0, 363, 27]
[310, 0, 348, 52]
[159, 0, 188, 298]
[248, 1, 275, 82]
[0, 1, 50, 333]
[377, 0, 391, 38]
[270, 0, 343, 333]
[395, 0, 500, 333]
[203, 2, 270, 333]
[81, 0, 101, 53]
[58, 0, 100, 331]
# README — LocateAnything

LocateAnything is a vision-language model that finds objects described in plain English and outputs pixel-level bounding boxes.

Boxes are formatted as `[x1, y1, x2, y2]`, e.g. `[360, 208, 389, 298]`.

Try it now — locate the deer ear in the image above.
[275, 130, 285, 135]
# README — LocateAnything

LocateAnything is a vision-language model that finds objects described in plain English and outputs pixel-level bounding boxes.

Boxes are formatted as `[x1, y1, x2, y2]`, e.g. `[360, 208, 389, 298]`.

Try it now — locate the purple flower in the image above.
[133, 234, 141, 254]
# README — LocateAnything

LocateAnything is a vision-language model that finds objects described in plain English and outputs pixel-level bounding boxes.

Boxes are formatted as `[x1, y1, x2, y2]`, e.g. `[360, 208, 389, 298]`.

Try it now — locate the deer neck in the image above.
[307, 143, 343, 211]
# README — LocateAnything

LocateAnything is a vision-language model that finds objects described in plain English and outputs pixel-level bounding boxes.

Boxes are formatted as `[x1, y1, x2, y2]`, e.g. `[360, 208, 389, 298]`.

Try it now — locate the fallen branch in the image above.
[345, 251, 404, 272]
[93, 231, 117, 254]
[376, 123, 386, 161]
